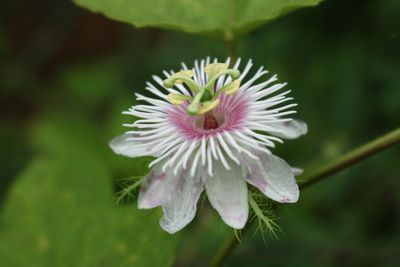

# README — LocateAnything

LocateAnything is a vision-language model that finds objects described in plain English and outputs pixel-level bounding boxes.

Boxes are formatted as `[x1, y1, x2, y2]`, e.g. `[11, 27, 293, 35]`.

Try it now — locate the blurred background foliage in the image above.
[0, 0, 399, 266]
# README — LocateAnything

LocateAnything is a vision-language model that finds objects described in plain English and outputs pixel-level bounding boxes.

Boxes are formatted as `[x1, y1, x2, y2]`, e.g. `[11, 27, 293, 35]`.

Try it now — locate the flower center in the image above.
[204, 112, 220, 130]
[194, 111, 226, 131]
[169, 92, 247, 140]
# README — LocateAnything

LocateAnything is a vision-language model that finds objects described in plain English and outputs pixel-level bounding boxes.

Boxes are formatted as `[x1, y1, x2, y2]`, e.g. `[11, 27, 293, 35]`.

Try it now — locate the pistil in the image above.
[163, 62, 241, 116]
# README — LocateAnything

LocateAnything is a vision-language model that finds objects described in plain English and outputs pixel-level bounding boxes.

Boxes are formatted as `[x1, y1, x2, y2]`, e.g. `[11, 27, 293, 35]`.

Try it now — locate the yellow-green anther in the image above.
[163, 70, 200, 93]
[167, 93, 192, 105]
[214, 79, 241, 98]
[204, 63, 228, 80]
[204, 69, 240, 91]
[173, 70, 194, 83]
[226, 79, 241, 95]
[197, 99, 220, 115]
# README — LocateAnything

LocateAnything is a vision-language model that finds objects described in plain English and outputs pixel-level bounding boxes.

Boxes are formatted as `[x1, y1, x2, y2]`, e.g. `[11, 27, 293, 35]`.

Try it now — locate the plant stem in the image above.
[207, 127, 400, 267]
[207, 229, 247, 267]
[225, 39, 237, 63]
[299, 127, 400, 189]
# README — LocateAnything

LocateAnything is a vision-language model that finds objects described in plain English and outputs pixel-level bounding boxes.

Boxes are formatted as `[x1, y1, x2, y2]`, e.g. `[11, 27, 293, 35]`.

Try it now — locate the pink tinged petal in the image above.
[242, 152, 299, 203]
[159, 168, 204, 234]
[291, 167, 304, 176]
[204, 158, 249, 229]
[138, 162, 182, 209]
[269, 119, 308, 140]
[109, 133, 155, 157]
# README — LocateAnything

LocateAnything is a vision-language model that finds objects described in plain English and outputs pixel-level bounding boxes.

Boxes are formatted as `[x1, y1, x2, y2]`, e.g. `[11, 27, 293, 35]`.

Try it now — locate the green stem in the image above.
[225, 39, 237, 64]
[207, 229, 246, 267]
[206, 127, 400, 267]
[187, 87, 208, 115]
[299, 127, 400, 189]
[164, 75, 200, 93]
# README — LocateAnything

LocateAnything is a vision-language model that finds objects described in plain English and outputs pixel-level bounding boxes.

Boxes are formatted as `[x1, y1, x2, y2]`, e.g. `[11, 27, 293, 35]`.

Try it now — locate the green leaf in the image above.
[0, 155, 177, 267]
[29, 111, 152, 177]
[73, 0, 322, 40]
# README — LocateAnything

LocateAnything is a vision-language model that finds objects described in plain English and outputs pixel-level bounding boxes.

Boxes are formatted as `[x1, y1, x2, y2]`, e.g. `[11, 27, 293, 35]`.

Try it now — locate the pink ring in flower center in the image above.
[168, 93, 249, 140]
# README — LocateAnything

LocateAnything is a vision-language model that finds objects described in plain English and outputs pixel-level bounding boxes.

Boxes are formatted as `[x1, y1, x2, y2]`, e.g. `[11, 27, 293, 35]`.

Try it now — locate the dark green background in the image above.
[1, 0, 399, 266]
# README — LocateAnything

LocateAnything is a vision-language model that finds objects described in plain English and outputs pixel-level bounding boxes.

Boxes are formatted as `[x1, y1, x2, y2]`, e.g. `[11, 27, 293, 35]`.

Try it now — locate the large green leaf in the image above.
[74, 0, 321, 40]
[0, 155, 177, 267]
[29, 111, 152, 177]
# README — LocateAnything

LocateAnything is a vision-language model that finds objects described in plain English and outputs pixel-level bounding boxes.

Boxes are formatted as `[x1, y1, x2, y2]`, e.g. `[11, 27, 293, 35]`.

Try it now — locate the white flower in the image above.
[110, 58, 307, 234]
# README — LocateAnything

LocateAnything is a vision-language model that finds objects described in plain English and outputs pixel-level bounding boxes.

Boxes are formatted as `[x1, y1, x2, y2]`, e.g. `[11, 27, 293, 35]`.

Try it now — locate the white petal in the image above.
[109, 133, 155, 157]
[138, 161, 182, 209]
[241, 152, 299, 203]
[269, 119, 308, 139]
[204, 158, 248, 229]
[159, 168, 203, 234]
[291, 167, 304, 176]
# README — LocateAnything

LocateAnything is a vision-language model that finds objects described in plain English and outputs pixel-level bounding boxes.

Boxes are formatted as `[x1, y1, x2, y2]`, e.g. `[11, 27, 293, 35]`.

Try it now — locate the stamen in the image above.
[213, 79, 241, 98]
[167, 93, 192, 105]
[163, 61, 242, 116]
[163, 70, 200, 93]
[197, 99, 220, 115]
[204, 63, 228, 80]
[173, 70, 194, 83]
